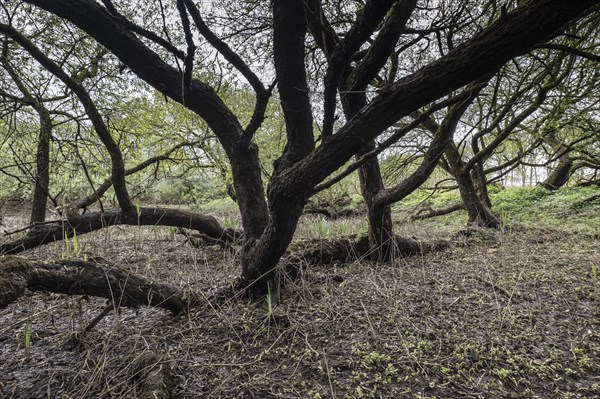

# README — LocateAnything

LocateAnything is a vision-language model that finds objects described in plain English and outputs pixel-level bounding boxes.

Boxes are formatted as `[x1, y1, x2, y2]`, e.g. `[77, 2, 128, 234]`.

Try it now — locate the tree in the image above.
[1, 0, 598, 303]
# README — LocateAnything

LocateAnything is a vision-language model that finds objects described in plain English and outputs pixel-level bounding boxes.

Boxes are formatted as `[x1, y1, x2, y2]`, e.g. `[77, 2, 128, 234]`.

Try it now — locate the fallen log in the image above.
[0, 256, 196, 313]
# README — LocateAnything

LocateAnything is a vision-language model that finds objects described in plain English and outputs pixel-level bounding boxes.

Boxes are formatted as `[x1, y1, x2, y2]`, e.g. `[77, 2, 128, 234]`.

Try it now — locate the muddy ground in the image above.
[0, 211, 598, 398]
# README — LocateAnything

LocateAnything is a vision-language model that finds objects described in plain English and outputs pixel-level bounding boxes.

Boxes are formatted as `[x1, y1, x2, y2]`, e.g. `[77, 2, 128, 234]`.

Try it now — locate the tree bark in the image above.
[18, 0, 600, 297]
[238, 0, 315, 297]
[0, 256, 195, 313]
[11, 0, 270, 241]
[29, 109, 52, 223]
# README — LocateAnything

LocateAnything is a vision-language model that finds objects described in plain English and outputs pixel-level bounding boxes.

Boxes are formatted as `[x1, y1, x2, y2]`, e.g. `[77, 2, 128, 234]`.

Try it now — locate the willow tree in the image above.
[1, 0, 599, 302]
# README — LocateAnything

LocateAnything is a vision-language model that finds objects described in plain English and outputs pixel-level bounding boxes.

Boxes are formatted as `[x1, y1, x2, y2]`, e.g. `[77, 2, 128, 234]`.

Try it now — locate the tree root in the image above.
[284, 234, 448, 275]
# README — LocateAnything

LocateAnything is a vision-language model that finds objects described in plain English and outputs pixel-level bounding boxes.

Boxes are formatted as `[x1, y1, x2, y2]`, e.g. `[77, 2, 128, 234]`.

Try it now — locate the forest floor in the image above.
[0, 204, 599, 399]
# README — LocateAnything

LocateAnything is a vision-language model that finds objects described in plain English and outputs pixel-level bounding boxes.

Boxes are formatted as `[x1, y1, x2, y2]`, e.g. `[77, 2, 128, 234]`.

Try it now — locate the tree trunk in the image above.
[472, 161, 493, 208]
[445, 144, 500, 229]
[540, 154, 574, 190]
[357, 143, 395, 260]
[29, 108, 52, 223]
[342, 90, 394, 260]
[236, 0, 315, 298]
[456, 169, 500, 228]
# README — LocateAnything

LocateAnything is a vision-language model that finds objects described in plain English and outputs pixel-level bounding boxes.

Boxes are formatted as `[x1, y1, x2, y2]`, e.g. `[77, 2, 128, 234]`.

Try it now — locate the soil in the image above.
[0, 211, 598, 398]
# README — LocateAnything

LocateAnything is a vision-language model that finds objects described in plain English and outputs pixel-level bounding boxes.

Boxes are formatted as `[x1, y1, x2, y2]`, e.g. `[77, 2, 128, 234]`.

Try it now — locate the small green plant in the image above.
[265, 281, 273, 338]
[492, 367, 511, 379]
[24, 317, 33, 355]
[309, 217, 331, 237]
[61, 228, 82, 259]
[72, 229, 81, 257]
[222, 216, 238, 229]
[592, 264, 598, 294]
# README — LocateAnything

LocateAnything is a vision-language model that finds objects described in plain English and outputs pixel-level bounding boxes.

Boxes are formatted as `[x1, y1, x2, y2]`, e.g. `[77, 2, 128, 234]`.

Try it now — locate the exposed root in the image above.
[284, 234, 448, 277]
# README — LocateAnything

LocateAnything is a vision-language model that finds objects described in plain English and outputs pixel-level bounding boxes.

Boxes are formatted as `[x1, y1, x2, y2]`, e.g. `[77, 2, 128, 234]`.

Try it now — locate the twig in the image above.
[82, 303, 115, 334]
[3, 219, 62, 236]
[475, 276, 513, 300]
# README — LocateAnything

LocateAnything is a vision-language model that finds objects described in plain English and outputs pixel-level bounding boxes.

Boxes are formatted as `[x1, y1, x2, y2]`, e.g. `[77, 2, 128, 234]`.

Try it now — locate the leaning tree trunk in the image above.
[445, 144, 500, 229]
[540, 154, 574, 190]
[456, 169, 500, 228]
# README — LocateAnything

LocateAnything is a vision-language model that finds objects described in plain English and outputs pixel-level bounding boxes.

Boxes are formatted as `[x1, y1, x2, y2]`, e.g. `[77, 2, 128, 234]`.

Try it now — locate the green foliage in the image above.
[395, 189, 461, 210]
[491, 186, 600, 232]
[492, 186, 549, 212]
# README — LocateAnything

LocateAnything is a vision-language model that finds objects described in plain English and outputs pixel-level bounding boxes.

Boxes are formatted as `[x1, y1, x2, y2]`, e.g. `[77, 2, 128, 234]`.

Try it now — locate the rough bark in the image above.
[29, 109, 52, 223]
[412, 203, 466, 221]
[270, 0, 599, 199]
[285, 234, 447, 278]
[19, 0, 600, 296]
[313, 0, 417, 260]
[238, 0, 314, 296]
[356, 143, 395, 259]
[0, 256, 195, 313]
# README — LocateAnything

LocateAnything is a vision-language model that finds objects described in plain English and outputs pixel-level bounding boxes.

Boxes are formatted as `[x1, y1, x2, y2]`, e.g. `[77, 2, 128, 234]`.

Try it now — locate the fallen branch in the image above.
[0, 206, 241, 255]
[411, 203, 465, 220]
[0, 256, 197, 313]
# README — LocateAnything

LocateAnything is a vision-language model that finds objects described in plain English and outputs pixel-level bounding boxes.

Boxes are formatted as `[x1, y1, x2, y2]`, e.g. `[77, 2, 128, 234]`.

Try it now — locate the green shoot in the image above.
[24, 318, 33, 355]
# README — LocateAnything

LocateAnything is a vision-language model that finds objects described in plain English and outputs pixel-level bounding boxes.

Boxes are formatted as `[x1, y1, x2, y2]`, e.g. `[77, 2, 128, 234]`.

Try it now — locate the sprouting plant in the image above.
[266, 281, 273, 338]
[72, 228, 80, 257]
[222, 216, 238, 229]
[24, 317, 33, 355]
[309, 217, 331, 238]
[592, 264, 598, 294]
